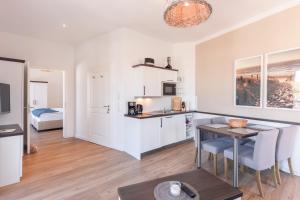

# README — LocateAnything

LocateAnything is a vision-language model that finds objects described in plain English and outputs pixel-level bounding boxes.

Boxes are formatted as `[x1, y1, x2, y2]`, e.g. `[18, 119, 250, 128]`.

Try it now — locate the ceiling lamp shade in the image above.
[164, 0, 212, 28]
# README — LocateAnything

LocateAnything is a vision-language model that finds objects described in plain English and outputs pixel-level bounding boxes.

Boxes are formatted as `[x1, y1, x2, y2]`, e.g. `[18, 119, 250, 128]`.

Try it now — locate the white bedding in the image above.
[31, 108, 64, 131]
[31, 108, 63, 122]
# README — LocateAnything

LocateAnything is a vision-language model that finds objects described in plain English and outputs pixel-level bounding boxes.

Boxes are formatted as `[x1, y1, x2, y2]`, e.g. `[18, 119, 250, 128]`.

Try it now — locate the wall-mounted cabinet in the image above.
[133, 65, 178, 97]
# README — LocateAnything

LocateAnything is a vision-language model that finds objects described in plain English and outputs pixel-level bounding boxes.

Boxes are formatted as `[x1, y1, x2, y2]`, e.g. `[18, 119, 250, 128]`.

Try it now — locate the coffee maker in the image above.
[128, 102, 137, 115]
[136, 104, 143, 114]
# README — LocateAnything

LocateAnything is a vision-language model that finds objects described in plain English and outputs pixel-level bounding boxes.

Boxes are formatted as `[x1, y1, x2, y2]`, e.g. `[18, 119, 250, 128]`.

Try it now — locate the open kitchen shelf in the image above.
[132, 64, 178, 72]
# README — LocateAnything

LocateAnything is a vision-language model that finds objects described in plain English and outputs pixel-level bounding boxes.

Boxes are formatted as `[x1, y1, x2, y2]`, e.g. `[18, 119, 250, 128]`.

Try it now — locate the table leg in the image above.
[197, 129, 202, 168]
[233, 138, 239, 188]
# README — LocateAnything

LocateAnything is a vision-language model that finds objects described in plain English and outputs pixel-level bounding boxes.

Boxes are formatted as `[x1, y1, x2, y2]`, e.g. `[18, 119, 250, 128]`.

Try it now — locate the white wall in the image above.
[0, 31, 75, 137]
[75, 28, 179, 150]
[75, 32, 113, 145]
[172, 42, 197, 110]
[0, 61, 24, 128]
[30, 69, 63, 108]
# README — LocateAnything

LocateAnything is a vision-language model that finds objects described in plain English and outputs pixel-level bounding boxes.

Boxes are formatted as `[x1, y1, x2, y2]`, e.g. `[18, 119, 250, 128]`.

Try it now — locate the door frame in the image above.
[26, 66, 67, 153]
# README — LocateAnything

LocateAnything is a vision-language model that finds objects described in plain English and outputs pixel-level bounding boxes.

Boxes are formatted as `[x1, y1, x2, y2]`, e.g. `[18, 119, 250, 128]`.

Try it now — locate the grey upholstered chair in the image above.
[193, 118, 213, 162]
[275, 126, 298, 184]
[224, 129, 279, 197]
[211, 116, 227, 124]
[201, 117, 233, 175]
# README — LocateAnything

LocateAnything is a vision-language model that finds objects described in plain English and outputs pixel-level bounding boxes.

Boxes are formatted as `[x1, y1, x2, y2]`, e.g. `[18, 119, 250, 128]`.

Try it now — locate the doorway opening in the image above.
[28, 68, 65, 152]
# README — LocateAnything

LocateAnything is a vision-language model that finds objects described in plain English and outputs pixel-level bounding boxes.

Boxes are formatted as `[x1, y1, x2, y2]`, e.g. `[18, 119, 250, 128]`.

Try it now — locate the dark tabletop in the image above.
[118, 169, 242, 200]
[197, 125, 259, 139]
[0, 124, 23, 138]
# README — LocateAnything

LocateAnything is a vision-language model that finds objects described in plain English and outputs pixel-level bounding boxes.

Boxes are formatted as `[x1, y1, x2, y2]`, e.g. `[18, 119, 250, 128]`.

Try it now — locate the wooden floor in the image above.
[0, 130, 299, 200]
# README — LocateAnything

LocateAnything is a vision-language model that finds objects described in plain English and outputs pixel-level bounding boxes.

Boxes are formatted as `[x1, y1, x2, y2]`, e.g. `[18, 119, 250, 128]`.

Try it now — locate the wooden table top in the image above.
[197, 125, 259, 139]
[0, 124, 23, 138]
[118, 169, 242, 200]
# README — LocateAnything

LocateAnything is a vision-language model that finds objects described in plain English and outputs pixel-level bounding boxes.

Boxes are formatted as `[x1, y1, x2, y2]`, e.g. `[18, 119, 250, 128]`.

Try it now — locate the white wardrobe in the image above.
[29, 81, 48, 109]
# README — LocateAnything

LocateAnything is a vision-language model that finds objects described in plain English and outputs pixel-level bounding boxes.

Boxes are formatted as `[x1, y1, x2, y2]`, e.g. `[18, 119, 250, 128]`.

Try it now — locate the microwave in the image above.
[162, 82, 176, 96]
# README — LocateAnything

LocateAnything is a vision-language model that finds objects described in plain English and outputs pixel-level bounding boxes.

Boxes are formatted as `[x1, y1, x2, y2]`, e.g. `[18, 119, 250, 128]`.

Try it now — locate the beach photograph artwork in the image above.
[235, 56, 262, 107]
[266, 49, 300, 109]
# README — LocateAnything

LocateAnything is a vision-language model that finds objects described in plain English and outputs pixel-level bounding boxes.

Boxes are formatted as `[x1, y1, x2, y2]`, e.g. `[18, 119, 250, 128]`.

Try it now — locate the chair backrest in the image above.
[211, 117, 227, 124]
[193, 118, 211, 128]
[276, 126, 298, 162]
[253, 129, 279, 170]
[193, 118, 212, 146]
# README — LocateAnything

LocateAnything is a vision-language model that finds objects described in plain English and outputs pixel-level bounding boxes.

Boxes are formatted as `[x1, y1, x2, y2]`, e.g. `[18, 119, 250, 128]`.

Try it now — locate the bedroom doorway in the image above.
[28, 68, 65, 152]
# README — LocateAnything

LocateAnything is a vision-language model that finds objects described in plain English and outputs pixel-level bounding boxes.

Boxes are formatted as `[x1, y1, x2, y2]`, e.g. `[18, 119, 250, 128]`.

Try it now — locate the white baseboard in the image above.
[280, 161, 300, 176]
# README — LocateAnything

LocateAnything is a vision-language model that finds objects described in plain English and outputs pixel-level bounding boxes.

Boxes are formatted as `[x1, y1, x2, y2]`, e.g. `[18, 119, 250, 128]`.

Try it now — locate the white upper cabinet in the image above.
[161, 69, 177, 83]
[134, 66, 177, 97]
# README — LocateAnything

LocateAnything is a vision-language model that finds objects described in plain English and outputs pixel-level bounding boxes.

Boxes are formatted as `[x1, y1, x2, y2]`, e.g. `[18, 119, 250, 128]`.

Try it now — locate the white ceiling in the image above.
[0, 0, 299, 45]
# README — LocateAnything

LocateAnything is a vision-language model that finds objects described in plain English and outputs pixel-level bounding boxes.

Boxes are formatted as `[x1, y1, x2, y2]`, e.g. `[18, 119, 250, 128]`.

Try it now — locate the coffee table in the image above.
[118, 169, 242, 200]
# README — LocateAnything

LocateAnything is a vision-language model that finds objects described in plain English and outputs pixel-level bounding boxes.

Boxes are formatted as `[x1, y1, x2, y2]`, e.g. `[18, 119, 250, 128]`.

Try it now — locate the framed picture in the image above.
[234, 55, 263, 107]
[265, 48, 300, 110]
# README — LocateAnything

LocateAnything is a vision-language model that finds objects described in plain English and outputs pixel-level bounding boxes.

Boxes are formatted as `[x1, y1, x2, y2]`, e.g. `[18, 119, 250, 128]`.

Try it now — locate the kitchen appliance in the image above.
[162, 82, 176, 96]
[0, 83, 10, 113]
[136, 104, 143, 114]
[128, 102, 137, 115]
[172, 97, 182, 111]
[144, 58, 155, 65]
[181, 101, 186, 111]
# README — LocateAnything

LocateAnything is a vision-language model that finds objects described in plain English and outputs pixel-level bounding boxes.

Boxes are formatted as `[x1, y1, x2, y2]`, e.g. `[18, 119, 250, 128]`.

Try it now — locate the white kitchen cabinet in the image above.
[0, 135, 23, 187]
[134, 66, 178, 97]
[174, 115, 187, 141]
[160, 114, 186, 146]
[141, 118, 161, 152]
[136, 66, 162, 97]
[124, 114, 187, 160]
[161, 116, 177, 146]
[161, 69, 177, 83]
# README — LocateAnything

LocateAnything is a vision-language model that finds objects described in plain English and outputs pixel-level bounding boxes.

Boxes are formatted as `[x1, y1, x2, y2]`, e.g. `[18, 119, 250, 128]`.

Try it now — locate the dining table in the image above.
[196, 124, 260, 188]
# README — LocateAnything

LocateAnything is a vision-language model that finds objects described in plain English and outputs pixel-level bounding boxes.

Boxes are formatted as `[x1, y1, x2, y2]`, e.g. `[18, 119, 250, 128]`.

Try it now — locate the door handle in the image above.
[160, 118, 163, 128]
[165, 116, 173, 118]
[143, 86, 146, 96]
[103, 105, 110, 114]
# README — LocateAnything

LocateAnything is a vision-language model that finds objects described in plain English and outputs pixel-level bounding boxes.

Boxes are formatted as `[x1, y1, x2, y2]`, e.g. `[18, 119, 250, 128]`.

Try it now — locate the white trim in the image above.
[233, 55, 263, 108]
[264, 47, 300, 111]
[193, 0, 300, 45]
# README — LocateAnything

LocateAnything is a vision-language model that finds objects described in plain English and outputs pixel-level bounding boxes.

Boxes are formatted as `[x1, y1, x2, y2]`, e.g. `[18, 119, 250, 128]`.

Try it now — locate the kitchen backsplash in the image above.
[135, 97, 172, 113]
[135, 95, 197, 113]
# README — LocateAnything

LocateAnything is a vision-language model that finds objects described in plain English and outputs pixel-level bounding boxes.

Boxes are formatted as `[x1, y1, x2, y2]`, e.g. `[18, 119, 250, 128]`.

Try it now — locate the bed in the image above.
[31, 108, 63, 131]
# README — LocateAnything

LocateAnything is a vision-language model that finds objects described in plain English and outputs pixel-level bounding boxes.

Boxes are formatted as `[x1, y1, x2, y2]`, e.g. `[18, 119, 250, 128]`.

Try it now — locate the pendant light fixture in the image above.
[164, 0, 212, 28]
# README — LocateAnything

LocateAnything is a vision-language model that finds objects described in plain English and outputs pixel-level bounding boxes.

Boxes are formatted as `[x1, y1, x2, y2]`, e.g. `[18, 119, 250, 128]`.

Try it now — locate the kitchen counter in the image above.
[0, 124, 23, 138]
[125, 110, 300, 125]
[124, 110, 195, 119]
[0, 124, 23, 187]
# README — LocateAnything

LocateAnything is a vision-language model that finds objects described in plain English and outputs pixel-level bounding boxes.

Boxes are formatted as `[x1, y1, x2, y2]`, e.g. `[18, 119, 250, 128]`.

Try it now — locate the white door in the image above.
[87, 71, 111, 147]
[29, 82, 47, 109]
